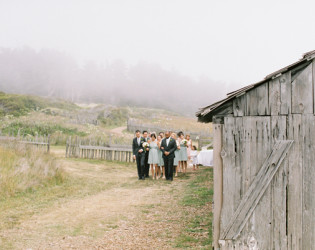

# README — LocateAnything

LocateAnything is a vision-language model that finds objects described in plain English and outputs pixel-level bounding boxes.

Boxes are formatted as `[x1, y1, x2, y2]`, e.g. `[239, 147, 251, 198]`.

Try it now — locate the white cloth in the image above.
[166, 137, 170, 146]
[190, 150, 199, 165]
[137, 137, 140, 146]
[197, 150, 213, 166]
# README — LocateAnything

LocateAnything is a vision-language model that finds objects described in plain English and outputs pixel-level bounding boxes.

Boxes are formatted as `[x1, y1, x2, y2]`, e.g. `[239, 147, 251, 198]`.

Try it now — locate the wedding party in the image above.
[132, 130, 199, 181]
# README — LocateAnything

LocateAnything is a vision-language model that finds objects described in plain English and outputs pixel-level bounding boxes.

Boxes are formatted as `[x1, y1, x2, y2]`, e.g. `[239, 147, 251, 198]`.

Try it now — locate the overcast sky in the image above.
[1, 0, 315, 91]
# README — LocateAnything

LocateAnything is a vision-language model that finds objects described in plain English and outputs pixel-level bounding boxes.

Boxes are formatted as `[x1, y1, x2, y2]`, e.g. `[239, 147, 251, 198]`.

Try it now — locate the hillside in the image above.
[0, 92, 212, 146]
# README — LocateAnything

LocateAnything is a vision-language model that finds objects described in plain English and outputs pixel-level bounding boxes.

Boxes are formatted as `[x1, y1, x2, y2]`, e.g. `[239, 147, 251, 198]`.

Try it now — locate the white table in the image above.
[197, 149, 213, 166]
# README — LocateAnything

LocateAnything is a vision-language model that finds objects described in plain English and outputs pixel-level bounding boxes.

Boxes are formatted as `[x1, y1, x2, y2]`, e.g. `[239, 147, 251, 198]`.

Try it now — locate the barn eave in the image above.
[196, 50, 315, 123]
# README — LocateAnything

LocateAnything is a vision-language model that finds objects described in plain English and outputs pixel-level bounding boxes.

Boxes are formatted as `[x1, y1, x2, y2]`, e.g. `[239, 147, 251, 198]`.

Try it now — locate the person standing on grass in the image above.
[186, 134, 192, 163]
[157, 135, 164, 178]
[132, 130, 145, 180]
[160, 131, 177, 181]
[190, 145, 199, 171]
[143, 130, 150, 178]
[148, 133, 160, 179]
[177, 131, 188, 174]
[158, 132, 165, 178]
[172, 132, 180, 177]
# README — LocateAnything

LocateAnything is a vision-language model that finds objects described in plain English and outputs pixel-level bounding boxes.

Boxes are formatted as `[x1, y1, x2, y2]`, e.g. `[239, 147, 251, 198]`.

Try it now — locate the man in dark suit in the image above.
[142, 130, 150, 178]
[132, 130, 145, 180]
[160, 131, 177, 181]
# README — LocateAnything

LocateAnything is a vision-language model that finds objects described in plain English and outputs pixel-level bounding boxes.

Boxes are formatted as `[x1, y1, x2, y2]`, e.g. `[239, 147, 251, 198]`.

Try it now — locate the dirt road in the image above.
[0, 147, 211, 249]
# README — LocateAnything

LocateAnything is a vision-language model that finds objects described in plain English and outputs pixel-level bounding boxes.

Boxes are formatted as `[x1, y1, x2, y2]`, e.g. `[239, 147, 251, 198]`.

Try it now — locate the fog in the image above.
[0, 47, 229, 115]
[1, 0, 315, 115]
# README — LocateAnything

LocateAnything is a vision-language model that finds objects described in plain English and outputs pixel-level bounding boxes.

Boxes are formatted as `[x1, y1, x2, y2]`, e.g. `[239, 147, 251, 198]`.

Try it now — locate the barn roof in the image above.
[196, 50, 315, 123]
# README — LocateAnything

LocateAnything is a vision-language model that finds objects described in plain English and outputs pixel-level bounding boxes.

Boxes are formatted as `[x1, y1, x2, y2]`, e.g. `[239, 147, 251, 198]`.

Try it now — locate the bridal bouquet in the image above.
[142, 142, 150, 150]
[181, 139, 188, 146]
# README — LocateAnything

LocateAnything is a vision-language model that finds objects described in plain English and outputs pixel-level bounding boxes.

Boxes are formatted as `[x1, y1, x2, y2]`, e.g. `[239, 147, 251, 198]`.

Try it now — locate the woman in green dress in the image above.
[177, 131, 188, 173]
[157, 135, 164, 179]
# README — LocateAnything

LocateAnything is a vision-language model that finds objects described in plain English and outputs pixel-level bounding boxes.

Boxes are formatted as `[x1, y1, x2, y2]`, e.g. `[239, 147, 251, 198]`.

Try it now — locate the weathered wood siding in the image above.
[211, 59, 315, 249]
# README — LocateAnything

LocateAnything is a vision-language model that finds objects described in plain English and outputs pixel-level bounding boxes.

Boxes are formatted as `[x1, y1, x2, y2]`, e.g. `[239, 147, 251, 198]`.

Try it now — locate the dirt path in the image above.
[110, 126, 127, 135]
[0, 147, 210, 249]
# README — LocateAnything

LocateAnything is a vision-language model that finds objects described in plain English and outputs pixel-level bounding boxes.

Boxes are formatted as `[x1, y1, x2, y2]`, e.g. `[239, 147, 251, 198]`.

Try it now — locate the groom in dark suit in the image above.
[160, 131, 177, 181]
[132, 130, 145, 180]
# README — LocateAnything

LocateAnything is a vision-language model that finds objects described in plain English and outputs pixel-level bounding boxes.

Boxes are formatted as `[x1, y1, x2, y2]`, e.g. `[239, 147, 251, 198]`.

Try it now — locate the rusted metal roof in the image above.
[196, 50, 315, 123]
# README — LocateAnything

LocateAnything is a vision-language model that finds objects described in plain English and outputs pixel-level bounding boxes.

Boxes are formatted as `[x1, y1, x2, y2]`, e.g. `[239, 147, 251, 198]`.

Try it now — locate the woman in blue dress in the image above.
[148, 133, 160, 179]
[177, 131, 188, 173]
[157, 135, 164, 179]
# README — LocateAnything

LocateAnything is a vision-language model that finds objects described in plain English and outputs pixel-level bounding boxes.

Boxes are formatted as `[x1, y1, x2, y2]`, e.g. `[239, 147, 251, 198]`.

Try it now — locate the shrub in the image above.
[0, 92, 79, 117]
[98, 108, 129, 127]
[1, 122, 87, 137]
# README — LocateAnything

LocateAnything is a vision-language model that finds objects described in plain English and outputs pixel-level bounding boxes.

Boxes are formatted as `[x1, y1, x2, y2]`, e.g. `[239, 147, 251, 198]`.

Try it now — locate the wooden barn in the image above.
[196, 50, 315, 250]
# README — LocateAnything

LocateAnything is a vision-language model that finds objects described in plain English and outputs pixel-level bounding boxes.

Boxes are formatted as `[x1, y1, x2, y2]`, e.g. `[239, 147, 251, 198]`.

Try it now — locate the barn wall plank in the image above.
[292, 64, 313, 114]
[271, 115, 288, 250]
[287, 114, 303, 250]
[249, 116, 272, 250]
[213, 124, 224, 249]
[280, 72, 291, 115]
[220, 117, 236, 237]
[233, 94, 246, 117]
[269, 79, 281, 115]
[302, 115, 315, 249]
[246, 83, 269, 116]
[235, 118, 246, 199]
[313, 61, 315, 115]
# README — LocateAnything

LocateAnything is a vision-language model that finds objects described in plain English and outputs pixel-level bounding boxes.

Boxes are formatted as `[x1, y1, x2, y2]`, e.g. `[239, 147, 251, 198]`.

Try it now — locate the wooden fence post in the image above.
[47, 135, 50, 153]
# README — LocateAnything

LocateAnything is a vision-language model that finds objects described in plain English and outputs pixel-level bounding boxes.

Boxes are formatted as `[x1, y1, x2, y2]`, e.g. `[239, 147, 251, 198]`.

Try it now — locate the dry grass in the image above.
[0, 142, 64, 198]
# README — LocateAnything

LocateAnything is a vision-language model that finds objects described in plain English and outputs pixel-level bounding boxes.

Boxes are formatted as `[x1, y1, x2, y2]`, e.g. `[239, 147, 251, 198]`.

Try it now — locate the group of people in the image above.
[132, 130, 199, 181]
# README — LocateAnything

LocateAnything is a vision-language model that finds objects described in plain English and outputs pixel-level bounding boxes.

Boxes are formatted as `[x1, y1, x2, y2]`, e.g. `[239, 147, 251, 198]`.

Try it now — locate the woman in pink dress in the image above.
[186, 134, 192, 167]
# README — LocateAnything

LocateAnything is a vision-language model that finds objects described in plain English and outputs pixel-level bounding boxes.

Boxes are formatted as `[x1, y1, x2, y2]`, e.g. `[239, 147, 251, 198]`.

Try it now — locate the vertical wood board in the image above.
[292, 64, 313, 114]
[269, 78, 281, 115]
[280, 71, 292, 115]
[246, 84, 270, 116]
[287, 114, 303, 250]
[302, 115, 315, 249]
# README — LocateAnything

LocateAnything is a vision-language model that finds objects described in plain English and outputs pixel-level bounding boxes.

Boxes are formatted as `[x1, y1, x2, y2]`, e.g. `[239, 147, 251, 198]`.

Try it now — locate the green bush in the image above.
[98, 108, 129, 127]
[0, 92, 79, 117]
[2, 122, 87, 137]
